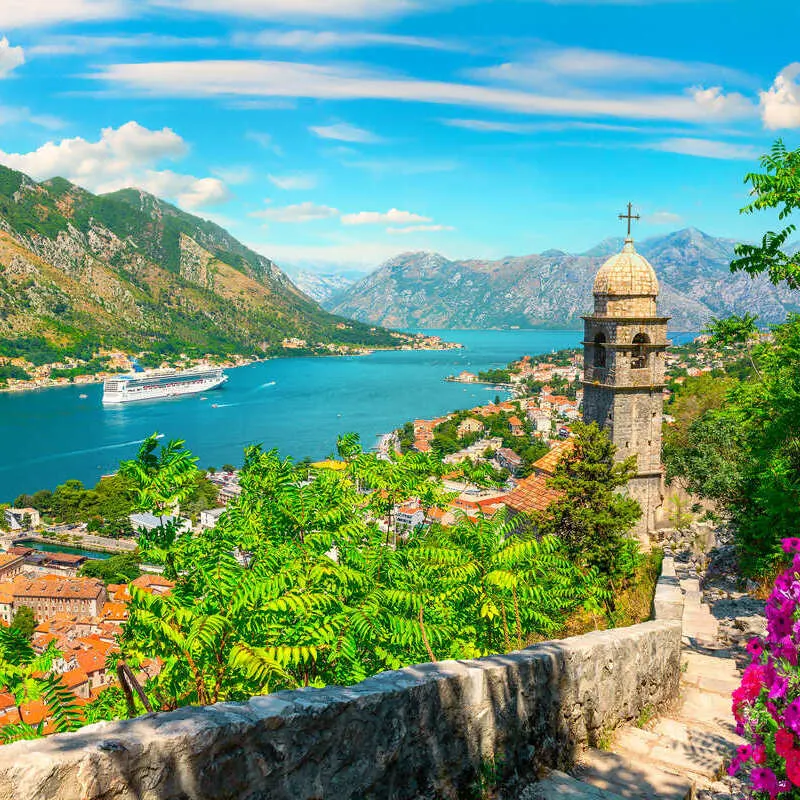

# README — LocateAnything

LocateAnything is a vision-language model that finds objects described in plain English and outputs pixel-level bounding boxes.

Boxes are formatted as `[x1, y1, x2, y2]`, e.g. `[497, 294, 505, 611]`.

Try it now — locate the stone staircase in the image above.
[527, 555, 745, 799]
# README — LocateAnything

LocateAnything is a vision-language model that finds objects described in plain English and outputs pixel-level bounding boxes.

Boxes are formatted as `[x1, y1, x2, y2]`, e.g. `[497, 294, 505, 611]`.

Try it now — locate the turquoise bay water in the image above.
[1, 330, 695, 501]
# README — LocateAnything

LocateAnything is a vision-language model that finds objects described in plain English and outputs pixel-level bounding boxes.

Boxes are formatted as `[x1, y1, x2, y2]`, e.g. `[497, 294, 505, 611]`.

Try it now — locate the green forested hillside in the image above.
[0, 165, 401, 363]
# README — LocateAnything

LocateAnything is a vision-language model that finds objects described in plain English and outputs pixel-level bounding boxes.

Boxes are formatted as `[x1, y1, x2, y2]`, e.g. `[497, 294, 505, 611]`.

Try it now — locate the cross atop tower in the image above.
[618, 202, 640, 237]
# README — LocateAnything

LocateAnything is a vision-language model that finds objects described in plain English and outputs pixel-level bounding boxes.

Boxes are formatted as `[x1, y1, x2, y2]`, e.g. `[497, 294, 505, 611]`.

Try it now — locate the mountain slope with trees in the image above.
[0, 165, 401, 364]
[328, 229, 800, 330]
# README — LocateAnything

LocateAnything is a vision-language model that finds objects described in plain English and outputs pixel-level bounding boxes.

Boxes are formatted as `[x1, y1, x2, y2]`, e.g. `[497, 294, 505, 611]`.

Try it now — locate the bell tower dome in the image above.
[582, 204, 669, 537]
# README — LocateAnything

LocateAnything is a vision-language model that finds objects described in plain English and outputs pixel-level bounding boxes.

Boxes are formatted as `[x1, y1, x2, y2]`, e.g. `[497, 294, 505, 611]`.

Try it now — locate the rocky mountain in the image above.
[281, 266, 363, 304]
[328, 228, 800, 330]
[0, 166, 400, 362]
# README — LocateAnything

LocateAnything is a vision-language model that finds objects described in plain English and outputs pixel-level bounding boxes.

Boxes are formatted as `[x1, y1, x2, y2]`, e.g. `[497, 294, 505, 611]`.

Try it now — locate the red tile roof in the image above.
[504, 474, 563, 514]
[531, 439, 574, 477]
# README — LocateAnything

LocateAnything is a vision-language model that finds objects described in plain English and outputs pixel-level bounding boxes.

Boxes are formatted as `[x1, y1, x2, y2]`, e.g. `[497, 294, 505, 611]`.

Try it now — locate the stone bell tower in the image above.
[582, 204, 669, 536]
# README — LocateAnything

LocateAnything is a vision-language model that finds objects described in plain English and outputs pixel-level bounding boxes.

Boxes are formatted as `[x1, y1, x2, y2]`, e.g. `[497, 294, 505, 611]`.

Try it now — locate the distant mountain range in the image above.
[281, 266, 365, 304]
[326, 229, 800, 330]
[0, 165, 400, 361]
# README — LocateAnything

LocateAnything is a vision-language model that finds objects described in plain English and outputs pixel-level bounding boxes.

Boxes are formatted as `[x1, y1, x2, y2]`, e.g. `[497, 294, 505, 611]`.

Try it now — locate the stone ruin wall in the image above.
[0, 619, 681, 800]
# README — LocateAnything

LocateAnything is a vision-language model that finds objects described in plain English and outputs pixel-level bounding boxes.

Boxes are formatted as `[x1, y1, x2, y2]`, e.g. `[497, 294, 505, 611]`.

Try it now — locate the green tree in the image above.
[9, 606, 36, 640]
[531, 422, 642, 593]
[703, 313, 761, 377]
[730, 139, 800, 289]
[79, 553, 142, 585]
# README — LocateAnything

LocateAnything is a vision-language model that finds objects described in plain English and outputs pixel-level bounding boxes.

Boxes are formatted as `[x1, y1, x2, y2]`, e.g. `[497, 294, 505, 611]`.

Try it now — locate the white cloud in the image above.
[137, 171, 230, 208]
[760, 63, 800, 130]
[252, 202, 339, 223]
[0, 106, 65, 129]
[0, 0, 125, 29]
[94, 60, 758, 124]
[690, 86, 753, 119]
[235, 29, 461, 52]
[647, 211, 683, 225]
[644, 137, 759, 160]
[29, 34, 218, 56]
[268, 173, 317, 190]
[0, 38, 24, 78]
[387, 224, 454, 235]
[310, 122, 381, 143]
[341, 208, 432, 226]
[472, 48, 748, 89]
[0, 121, 229, 209]
[150, 0, 428, 19]
[441, 118, 687, 134]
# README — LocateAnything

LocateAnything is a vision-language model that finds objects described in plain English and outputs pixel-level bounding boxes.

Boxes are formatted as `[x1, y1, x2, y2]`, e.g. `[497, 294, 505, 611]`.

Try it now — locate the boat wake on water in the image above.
[0, 434, 165, 469]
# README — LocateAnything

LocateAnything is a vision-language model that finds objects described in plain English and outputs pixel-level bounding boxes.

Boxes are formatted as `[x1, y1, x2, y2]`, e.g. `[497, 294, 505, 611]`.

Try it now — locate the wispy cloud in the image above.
[471, 47, 749, 89]
[149, 0, 445, 20]
[211, 165, 252, 184]
[0, 106, 66, 130]
[93, 60, 758, 125]
[643, 137, 759, 160]
[344, 157, 459, 175]
[1, 0, 126, 29]
[29, 33, 218, 56]
[387, 224, 454, 234]
[760, 63, 800, 130]
[235, 29, 463, 52]
[0, 121, 229, 208]
[647, 210, 683, 225]
[441, 118, 691, 134]
[252, 202, 339, 222]
[0, 38, 24, 78]
[342, 208, 432, 226]
[268, 173, 317, 190]
[310, 122, 381, 143]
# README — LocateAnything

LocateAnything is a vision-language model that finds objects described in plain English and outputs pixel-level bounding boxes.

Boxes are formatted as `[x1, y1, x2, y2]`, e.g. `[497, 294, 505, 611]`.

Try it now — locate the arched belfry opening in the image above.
[593, 333, 607, 368]
[631, 333, 649, 369]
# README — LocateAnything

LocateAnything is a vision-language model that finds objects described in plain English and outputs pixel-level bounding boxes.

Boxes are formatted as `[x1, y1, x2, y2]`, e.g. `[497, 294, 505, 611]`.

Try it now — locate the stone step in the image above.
[613, 725, 727, 781]
[682, 651, 740, 680]
[680, 578, 701, 593]
[573, 749, 694, 800]
[676, 687, 736, 729]
[525, 770, 629, 799]
[652, 716, 745, 751]
[681, 672, 740, 697]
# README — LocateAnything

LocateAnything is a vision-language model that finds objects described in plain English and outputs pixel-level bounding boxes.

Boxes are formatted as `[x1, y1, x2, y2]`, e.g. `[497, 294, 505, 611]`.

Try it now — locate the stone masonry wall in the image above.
[0, 621, 681, 800]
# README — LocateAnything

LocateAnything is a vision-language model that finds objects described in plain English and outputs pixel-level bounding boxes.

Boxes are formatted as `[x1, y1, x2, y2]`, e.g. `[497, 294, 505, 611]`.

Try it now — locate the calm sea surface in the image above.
[0, 329, 696, 501]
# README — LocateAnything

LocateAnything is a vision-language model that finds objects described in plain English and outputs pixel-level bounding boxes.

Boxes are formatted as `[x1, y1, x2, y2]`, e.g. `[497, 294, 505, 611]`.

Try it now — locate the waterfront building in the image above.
[9, 575, 107, 620]
[582, 209, 668, 536]
[3, 507, 41, 531]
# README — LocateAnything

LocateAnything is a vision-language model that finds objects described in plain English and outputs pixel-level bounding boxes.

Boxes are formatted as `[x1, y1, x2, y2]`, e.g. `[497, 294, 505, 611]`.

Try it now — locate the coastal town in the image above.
[0, 331, 737, 737]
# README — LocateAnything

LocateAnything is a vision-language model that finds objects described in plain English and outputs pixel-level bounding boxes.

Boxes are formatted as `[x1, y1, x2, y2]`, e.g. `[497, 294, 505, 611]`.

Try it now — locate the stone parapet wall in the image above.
[0, 620, 681, 800]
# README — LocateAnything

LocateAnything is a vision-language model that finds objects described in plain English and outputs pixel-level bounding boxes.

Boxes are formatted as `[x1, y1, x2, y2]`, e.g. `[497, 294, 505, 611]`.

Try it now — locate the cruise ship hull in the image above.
[102, 372, 227, 404]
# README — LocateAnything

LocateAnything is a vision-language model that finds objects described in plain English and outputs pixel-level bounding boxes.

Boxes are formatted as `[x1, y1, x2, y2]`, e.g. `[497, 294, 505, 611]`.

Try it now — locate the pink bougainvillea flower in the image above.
[782, 537, 800, 554]
[776, 728, 796, 758]
[750, 766, 779, 797]
[747, 637, 765, 658]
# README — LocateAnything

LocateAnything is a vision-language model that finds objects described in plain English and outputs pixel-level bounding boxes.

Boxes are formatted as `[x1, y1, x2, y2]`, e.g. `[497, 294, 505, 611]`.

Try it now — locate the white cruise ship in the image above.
[102, 366, 228, 404]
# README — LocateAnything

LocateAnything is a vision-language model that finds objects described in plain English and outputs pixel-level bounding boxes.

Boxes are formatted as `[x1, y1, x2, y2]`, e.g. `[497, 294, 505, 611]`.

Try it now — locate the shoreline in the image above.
[0, 340, 464, 398]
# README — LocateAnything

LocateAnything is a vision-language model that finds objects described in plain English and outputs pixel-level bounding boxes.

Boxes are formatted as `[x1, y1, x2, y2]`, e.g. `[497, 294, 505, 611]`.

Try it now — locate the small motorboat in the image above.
[79, 394, 88, 399]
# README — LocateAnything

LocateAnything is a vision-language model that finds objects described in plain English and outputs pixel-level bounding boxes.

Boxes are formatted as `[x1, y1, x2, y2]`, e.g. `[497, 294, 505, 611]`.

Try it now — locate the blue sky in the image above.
[0, 0, 798, 273]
